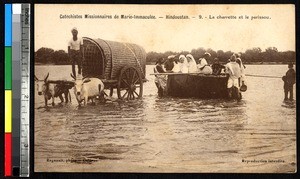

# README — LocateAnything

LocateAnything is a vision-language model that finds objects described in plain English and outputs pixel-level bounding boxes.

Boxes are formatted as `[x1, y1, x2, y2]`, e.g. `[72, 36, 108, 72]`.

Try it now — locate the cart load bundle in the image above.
[82, 37, 146, 80]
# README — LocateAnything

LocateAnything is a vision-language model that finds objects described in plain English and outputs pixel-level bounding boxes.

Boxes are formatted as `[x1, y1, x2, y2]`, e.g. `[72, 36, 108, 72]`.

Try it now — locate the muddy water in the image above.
[34, 65, 296, 173]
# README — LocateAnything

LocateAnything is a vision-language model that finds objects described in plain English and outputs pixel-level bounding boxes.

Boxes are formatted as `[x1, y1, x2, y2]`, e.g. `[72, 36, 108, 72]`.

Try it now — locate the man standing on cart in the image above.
[68, 27, 84, 77]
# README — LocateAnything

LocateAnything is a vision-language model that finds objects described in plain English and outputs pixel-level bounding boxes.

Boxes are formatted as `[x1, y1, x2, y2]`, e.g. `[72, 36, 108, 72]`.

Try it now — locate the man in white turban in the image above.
[225, 54, 242, 99]
[235, 53, 246, 86]
[68, 27, 83, 77]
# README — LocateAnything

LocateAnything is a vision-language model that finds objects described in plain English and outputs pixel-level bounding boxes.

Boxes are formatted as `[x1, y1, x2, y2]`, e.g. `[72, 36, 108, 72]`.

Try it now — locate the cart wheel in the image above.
[117, 66, 143, 100]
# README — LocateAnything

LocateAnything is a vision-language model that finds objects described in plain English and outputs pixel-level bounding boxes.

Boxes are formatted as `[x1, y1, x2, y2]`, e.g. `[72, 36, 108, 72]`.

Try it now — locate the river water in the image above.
[34, 65, 296, 173]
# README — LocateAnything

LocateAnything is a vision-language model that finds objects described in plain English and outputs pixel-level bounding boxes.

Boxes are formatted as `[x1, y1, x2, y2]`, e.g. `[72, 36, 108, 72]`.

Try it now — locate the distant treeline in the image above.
[35, 47, 70, 65]
[146, 47, 296, 65]
[35, 47, 295, 65]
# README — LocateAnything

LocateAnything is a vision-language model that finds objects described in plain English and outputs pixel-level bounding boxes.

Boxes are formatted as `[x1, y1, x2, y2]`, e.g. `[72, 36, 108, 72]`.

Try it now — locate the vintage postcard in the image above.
[34, 4, 296, 173]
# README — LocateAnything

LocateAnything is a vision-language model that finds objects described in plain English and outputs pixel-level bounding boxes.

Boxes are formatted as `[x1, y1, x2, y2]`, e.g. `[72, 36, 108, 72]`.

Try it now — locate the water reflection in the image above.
[53, 100, 149, 163]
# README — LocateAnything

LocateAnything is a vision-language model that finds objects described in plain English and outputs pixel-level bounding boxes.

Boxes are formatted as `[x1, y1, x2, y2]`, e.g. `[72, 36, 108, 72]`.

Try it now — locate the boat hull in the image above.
[167, 74, 229, 98]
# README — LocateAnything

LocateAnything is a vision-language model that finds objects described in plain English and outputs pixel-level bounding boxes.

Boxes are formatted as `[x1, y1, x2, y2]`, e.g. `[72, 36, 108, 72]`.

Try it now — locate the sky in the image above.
[35, 4, 295, 53]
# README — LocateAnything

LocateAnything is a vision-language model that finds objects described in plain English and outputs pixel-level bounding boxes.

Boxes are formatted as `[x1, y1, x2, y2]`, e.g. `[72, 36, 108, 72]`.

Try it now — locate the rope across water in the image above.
[245, 74, 282, 78]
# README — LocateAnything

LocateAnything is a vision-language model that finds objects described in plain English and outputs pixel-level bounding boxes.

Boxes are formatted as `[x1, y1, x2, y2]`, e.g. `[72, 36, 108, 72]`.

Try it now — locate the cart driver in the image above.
[68, 27, 83, 77]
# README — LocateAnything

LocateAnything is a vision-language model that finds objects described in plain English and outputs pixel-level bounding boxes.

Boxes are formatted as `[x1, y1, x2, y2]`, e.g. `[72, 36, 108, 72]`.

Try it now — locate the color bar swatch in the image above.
[5, 3, 12, 177]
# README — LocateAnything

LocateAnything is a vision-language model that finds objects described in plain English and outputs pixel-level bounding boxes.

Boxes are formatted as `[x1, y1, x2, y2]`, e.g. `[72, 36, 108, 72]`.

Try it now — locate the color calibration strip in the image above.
[5, 4, 31, 177]
[5, 4, 13, 177]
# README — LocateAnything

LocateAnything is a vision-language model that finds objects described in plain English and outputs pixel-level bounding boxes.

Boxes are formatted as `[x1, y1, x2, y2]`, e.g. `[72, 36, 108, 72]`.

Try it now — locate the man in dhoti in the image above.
[225, 55, 242, 99]
[68, 27, 83, 77]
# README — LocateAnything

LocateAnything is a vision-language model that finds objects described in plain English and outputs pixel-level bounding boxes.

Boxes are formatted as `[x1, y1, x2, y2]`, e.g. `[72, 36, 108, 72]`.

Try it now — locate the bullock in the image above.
[35, 73, 71, 106]
[70, 74, 105, 106]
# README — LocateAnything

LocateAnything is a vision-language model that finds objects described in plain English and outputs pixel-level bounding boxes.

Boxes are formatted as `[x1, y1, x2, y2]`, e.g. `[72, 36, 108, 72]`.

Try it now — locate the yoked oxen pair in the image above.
[35, 73, 72, 107]
[70, 74, 105, 106]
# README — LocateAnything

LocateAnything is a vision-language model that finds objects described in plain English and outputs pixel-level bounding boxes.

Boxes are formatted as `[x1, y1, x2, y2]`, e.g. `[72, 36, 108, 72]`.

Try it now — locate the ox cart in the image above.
[81, 37, 147, 100]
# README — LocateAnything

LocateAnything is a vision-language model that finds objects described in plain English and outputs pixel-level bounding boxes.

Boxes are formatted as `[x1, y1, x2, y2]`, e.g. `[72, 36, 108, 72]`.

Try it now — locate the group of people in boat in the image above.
[155, 52, 245, 75]
[156, 52, 215, 74]
[154, 52, 247, 99]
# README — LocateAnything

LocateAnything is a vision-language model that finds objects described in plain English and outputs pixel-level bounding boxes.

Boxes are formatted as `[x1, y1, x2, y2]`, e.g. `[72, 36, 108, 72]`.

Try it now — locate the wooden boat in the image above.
[153, 73, 230, 98]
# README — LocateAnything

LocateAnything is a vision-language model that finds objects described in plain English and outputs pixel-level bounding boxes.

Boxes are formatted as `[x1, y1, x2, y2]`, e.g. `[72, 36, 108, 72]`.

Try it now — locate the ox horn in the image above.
[44, 72, 49, 82]
[34, 75, 39, 81]
[70, 73, 76, 80]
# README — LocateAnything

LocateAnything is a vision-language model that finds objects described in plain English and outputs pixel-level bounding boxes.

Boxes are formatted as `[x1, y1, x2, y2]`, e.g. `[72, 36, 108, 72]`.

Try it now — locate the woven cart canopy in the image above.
[82, 37, 146, 80]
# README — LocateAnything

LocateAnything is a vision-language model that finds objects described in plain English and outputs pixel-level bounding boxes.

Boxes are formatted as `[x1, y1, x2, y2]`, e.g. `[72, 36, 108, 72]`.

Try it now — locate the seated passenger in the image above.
[186, 54, 199, 73]
[164, 55, 175, 72]
[197, 52, 212, 74]
[178, 55, 188, 73]
[211, 58, 225, 75]
[173, 58, 181, 73]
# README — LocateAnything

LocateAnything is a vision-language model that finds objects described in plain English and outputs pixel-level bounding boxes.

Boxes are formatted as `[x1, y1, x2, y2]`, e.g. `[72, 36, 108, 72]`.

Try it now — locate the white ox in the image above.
[71, 74, 105, 106]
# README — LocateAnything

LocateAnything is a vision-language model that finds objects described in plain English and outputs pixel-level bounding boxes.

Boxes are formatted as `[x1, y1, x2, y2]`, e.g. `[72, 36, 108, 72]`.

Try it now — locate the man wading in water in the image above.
[282, 63, 296, 101]
[68, 27, 83, 77]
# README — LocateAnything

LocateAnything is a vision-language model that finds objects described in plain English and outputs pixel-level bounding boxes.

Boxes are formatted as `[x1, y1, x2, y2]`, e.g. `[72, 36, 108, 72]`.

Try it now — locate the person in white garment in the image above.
[172, 56, 181, 73]
[68, 27, 83, 77]
[225, 54, 242, 99]
[197, 52, 213, 74]
[178, 55, 188, 73]
[186, 54, 199, 73]
[235, 53, 246, 86]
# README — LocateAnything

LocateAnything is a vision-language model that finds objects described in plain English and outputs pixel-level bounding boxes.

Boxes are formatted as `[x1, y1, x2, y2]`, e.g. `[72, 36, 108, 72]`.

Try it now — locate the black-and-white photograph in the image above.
[34, 4, 296, 173]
